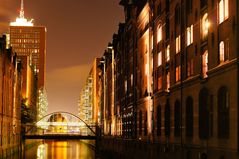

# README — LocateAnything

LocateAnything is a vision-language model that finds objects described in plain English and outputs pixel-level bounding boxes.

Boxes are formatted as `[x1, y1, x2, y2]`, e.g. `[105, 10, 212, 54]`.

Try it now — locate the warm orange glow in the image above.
[53, 141, 67, 159]
[166, 72, 170, 91]
[219, 41, 225, 62]
[157, 76, 162, 90]
[176, 66, 181, 82]
[157, 25, 162, 43]
[166, 45, 170, 61]
[202, 13, 209, 39]
[138, 3, 150, 30]
[219, 0, 229, 24]
[158, 51, 162, 66]
[187, 25, 193, 46]
[202, 50, 208, 77]
[176, 35, 181, 54]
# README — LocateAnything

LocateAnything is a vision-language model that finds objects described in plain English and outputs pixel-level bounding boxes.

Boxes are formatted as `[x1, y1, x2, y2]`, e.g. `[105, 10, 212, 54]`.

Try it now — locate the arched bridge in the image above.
[23, 111, 99, 140]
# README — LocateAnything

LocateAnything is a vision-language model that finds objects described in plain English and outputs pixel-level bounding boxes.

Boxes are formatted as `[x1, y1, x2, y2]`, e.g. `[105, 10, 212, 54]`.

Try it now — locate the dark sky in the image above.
[0, 0, 124, 115]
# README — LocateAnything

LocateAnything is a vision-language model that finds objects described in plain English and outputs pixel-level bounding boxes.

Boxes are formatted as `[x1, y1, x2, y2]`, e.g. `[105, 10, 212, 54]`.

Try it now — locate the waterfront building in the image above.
[0, 36, 22, 158]
[78, 74, 93, 125]
[78, 59, 101, 127]
[98, 0, 239, 158]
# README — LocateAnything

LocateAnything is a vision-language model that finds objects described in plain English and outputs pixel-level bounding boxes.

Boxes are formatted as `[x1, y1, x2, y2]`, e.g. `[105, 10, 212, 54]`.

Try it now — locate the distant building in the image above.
[0, 36, 22, 158]
[9, 0, 46, 90]
[9, 0, 47, 121]
[37, 88, 48, 121]
[78, 58, 101, 126]
[78, 74, 93, 125]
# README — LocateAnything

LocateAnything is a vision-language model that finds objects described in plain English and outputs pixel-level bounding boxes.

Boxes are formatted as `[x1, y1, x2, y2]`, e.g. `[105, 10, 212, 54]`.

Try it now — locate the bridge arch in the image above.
[28, 111, 96, 135]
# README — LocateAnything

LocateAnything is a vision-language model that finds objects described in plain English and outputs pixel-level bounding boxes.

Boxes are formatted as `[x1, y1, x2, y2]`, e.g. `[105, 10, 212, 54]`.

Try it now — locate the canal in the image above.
[13, 140, 96, 159]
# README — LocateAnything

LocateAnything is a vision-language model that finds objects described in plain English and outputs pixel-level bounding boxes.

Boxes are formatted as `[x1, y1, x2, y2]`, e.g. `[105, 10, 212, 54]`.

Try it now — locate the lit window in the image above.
[202, 50, 208, 77]
[166, 72, 170, 91]
[157, 25, 162, 43]
[145, 63, 149, 75]
[202, 13, 209, 39]
[131, 74, 133, 86]
[166, 45, 170, 61]
[175, 66, 181, 82]
[125, 80, 127, 93]
[176, 35, 181, 53]
[151, 35, 153, 50]
[158, 51, 162, 66]
[187, 59, 194, 77]
[186, 25, 193, 46]
[157, 76, 162, 90]
[219, 0, 229, 24]
[219, 41, 225, 62]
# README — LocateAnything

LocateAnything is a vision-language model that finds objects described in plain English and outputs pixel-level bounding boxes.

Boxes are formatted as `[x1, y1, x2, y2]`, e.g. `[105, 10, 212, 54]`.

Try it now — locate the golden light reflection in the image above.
[51, 141, 67, 159]
[30, 140, 95, 159]
[37, 143, 48, 159]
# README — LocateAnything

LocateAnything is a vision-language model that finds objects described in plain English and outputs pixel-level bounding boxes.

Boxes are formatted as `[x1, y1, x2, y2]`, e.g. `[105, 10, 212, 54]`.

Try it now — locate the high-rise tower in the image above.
[10, 0, 46, 89]
[9, 0, 48, 119]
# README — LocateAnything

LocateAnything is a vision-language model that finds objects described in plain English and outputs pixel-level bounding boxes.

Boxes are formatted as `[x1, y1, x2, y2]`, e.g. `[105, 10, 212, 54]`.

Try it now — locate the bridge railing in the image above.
[23, 124, 97, 137]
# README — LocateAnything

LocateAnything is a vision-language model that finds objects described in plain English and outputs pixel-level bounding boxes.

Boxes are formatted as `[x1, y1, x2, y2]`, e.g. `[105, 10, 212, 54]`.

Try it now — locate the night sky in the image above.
[0, 0, 124, 115]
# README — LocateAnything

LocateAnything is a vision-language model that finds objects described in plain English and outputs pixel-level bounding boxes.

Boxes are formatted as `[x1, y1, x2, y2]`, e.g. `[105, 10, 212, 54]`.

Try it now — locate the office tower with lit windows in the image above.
[10, 0, 46, 90]
[10, 0, 47, 119]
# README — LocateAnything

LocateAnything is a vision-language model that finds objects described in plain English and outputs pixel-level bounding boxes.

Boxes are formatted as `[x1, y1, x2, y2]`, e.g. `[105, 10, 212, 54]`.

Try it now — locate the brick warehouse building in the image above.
[95, 0, 239, 158]
[78, 0, 239, 158]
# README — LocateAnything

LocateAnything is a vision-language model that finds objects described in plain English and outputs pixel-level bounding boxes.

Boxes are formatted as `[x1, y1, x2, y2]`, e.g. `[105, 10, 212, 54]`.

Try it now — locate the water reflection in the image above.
[25, 140, 95, 159]
[37, 143, 47, 159]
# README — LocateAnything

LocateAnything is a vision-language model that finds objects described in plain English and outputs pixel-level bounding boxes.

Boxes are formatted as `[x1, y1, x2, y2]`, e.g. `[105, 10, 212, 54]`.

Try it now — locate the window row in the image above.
[155, 41, 229, 91]
[155, 87, 229, 139]
[156, 0, 229, 50]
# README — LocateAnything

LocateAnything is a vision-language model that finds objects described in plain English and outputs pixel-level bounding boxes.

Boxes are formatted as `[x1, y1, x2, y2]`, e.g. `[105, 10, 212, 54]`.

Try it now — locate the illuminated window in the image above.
[166, 72, 170, 91]
[202, 50, 208, 77]
[124, 80, 127, 93]
[186, 25, 193, 46]
[219, 41, 225, 62]
[187, 59, 194, 77]
[175, 66, 181, 82]
[158, 51, 162, 66]
[176, 35, 181, 53]
[151, 35, 153, 50]
[166, 45, 170, 61]
[157, 25, 162, 43]
[131, 74, 133, 86]
[157, 76, 162, 90]
[145, 63, 149, 75]
[219, 0, 229, 24]
[202, 13, 209, 39]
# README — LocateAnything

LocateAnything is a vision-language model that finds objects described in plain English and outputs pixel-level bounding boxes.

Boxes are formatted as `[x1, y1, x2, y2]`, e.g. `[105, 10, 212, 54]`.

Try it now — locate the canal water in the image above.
[14, 140, 96, 159]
